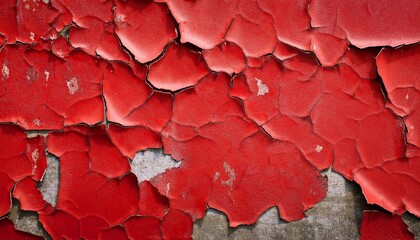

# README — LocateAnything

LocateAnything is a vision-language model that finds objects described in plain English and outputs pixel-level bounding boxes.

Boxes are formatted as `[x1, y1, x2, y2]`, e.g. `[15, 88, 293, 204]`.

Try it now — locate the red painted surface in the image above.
[360, 211, 414, 240]
[0, 0, 419, 238]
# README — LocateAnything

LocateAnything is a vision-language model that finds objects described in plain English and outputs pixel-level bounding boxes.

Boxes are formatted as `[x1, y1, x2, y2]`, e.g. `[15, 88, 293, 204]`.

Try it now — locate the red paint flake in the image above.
[13, 177, 47, 212]
[46, 127, 138, 226]
[0, 0, 58, 44]
[202, 41, 246, 75]
[103, 62, 172, 131]
[148, 43, 209, 91]
[115, 0, 177, 63]
[0, 124, 47, 217]
[69, 17, 130, 62]
[360, 211, 414, 240]
[224, 0, 277, 58]
[161, 0, 239, 49]
[57, 0, 114, 25]
[0, 0, 420, 238]
[161, 208, 193, 240]
[138, 181, 169, 219]
[377, 44, 420, 154]
[308, 0, 420, 49]
[108, 124, 162, 159]
[79, 216, 109, 240]
[124, 216, 162, 239]
[0, 46, 105, 130]
[39, 210, 81, 239]
[98, 227, 129, 240]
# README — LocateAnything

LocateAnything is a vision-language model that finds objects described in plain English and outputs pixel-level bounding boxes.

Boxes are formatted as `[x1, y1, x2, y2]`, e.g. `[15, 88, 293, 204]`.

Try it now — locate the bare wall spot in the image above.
[39, 155, 60, 207]
[130, 149, 180, 183]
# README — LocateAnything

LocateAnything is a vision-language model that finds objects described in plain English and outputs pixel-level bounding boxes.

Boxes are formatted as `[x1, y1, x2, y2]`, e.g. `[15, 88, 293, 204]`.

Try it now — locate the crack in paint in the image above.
[0, 0, 419, 239]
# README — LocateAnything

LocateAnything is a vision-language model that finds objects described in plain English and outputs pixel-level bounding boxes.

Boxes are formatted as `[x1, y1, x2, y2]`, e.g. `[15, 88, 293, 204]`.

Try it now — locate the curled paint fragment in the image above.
[148, 43, 209, 91]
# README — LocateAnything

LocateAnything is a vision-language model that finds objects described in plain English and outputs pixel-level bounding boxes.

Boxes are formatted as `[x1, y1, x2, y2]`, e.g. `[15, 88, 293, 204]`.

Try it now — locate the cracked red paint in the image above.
[0, 124, 47, 217]
[148, 43, 209, 91]
[0, 0, 419, 239]
[115, 0, 177, 63]
[360, 211, 414, 240]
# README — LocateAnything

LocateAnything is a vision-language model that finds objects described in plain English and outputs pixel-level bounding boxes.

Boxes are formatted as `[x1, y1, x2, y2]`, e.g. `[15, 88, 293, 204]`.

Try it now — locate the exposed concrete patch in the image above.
[403, 213, 420, 239]
[8, 199, 49, 239]
[39, 155, 60, 207]
[130, 149, 180, 183]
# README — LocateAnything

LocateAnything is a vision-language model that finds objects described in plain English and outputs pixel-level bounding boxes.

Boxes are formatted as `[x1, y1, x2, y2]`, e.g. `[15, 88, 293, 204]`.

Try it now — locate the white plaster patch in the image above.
[29, 32, 35, 41]
[67, 77, 79, 95]
[316, 145, 323, 152]
[2, 63, 10, 80]
[221, 162, 236, 192]
[131, 149, 181, 183]
[255, 77, 269, 96]
[43, 0, 49, 3]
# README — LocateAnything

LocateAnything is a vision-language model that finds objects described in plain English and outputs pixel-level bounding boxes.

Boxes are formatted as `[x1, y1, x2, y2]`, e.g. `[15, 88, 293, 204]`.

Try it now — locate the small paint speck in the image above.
[255, 77, 269, 96]
[2, 63, 9, 80]
[33, 119, 41, 126]
[316, 145, 323, 152]
[29, 32, 35, 41]
[67, 77, 79, 95]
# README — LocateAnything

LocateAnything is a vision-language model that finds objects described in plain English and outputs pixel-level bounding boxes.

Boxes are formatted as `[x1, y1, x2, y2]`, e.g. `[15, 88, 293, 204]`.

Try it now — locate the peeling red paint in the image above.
[360, 211, 414, 240]
[202, 41, 246, 75]
[0, 46, 105, 129]
[0, 0, 419, 238]
[0, 124, 47, 219]
[148, 43, 209, 91]
[115, 0, 177, 63]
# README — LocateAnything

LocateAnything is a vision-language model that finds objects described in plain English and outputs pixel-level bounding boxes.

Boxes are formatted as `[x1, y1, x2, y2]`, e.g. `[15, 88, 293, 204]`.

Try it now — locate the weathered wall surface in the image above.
[8, 150, 420, 239]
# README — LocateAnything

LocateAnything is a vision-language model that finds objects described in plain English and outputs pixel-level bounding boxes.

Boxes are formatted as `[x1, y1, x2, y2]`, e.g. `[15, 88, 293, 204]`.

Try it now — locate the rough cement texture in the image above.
[131, 149, 181, 182]
[8, 149, 420, 239]
[39, 154, 60, 207]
